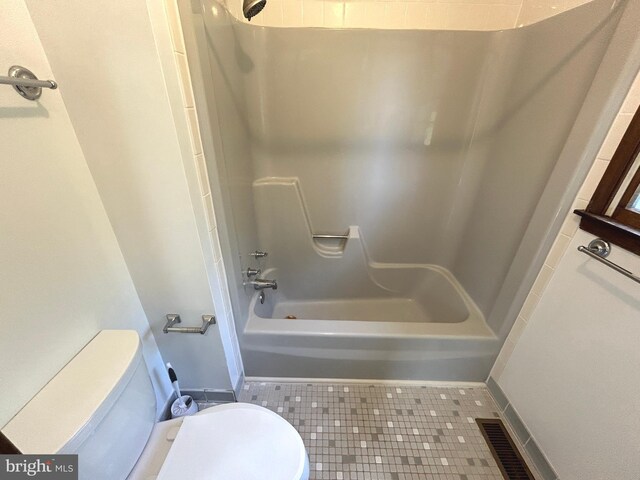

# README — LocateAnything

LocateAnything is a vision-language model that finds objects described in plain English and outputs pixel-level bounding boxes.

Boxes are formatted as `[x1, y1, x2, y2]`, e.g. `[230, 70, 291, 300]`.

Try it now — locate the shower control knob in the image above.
[246, 268, 261, 278]
[249, 250, 268, 258]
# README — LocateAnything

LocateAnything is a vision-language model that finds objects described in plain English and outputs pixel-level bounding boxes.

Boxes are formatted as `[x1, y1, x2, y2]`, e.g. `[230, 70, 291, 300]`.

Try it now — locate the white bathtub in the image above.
[239, 183, 500, 380]
[242, 264, 499, 381]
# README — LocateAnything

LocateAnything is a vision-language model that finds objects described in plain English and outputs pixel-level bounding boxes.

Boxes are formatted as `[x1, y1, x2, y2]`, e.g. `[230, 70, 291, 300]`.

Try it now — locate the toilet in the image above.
[2, 330, 309, 480]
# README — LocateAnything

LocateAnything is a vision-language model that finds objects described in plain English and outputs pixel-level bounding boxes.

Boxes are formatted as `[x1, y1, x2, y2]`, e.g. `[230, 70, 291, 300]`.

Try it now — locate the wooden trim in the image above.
[613, 208, 640, 229]
[612, 163, 640, 229]
[615, 160, 640, 211]
[577, 103, 640, 254]
[0, 431, 21, 454]
[587, 106, 640, 213]
[575, 209, 640, 255]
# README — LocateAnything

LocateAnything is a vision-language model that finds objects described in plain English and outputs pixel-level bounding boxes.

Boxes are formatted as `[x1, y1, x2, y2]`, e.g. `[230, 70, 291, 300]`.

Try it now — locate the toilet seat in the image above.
[155, 403, 308, 480]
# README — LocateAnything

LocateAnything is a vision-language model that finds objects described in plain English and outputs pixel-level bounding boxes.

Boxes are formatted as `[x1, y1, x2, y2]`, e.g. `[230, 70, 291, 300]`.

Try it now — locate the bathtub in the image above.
[191, 0, 622, 381]
[242, 264, 499, 381]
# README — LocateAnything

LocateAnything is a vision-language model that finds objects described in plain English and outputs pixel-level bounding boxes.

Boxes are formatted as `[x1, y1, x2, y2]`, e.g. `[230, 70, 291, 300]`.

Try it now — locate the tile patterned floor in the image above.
[231, 382, 510, 480]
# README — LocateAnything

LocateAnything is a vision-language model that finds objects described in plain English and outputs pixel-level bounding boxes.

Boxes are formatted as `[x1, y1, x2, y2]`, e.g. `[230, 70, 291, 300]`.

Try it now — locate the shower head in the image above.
[243, 0, 266, 21]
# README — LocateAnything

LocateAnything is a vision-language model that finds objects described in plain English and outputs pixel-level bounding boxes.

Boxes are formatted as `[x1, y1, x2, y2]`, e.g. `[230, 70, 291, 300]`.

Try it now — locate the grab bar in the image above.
[577, 238, 640, 285]
[163, 314, 216, 334]
[312, 233, 349, 240]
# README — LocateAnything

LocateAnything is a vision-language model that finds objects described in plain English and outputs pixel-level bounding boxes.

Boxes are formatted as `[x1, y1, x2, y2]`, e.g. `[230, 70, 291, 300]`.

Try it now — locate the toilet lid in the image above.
[156, 403, 307, 480]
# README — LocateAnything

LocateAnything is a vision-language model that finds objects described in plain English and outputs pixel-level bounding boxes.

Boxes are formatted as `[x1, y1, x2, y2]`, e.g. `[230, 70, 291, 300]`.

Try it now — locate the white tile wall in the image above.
[490, 71, 640, 381]
[221, 0, 593, 30]
[228, 0, 522, 30]
[516, 0, 592, 26]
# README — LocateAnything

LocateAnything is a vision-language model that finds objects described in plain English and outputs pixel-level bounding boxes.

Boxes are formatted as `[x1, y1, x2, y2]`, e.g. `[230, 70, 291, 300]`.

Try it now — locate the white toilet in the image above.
[3, 330, 309, 480]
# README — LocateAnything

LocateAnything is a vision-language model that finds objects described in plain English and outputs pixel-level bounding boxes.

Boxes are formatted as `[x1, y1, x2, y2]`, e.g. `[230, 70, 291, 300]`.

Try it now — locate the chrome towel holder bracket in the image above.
[0, 65, 58, 101]
[577, 238, 640, 285]
[163, 314, 216, 334]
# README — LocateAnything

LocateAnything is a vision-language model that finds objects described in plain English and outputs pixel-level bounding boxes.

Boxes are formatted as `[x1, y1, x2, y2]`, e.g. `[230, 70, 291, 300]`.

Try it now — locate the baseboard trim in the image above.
[243, 376, 486, 388]
[182, 388, 236, 403]
[486, 376, 558, 480]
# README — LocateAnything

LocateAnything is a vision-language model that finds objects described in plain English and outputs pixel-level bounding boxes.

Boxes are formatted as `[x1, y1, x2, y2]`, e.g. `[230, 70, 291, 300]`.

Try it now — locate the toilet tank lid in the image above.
[2, 330, 142, 454]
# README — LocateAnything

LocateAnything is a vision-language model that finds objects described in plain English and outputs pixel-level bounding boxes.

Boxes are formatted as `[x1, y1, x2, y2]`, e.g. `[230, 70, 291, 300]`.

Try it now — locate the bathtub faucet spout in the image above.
[248, 278, 277, 290]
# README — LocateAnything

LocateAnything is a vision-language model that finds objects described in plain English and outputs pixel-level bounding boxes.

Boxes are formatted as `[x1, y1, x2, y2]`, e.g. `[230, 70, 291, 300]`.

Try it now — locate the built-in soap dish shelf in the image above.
[312, 232, 349, 255]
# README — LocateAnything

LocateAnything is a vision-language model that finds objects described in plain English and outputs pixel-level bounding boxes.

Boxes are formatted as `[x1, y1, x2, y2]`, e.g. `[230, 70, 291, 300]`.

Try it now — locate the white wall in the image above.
[0, 0, 171, 427]
[25, 0, 239, 390]
[491, 72, 640, 480]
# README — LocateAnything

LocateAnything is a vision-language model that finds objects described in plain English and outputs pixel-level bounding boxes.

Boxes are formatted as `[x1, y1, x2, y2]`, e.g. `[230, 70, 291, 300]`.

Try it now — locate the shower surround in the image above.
[180, 0, 625, 380]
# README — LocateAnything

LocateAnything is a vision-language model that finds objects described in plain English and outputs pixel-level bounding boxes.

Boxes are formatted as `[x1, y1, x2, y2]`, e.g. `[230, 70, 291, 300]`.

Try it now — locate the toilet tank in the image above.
[2, 330, 156, 480]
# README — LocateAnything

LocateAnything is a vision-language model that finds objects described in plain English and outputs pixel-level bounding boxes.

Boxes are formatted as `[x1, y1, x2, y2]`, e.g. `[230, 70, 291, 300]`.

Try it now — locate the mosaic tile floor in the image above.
[232, 382, 512, 480]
